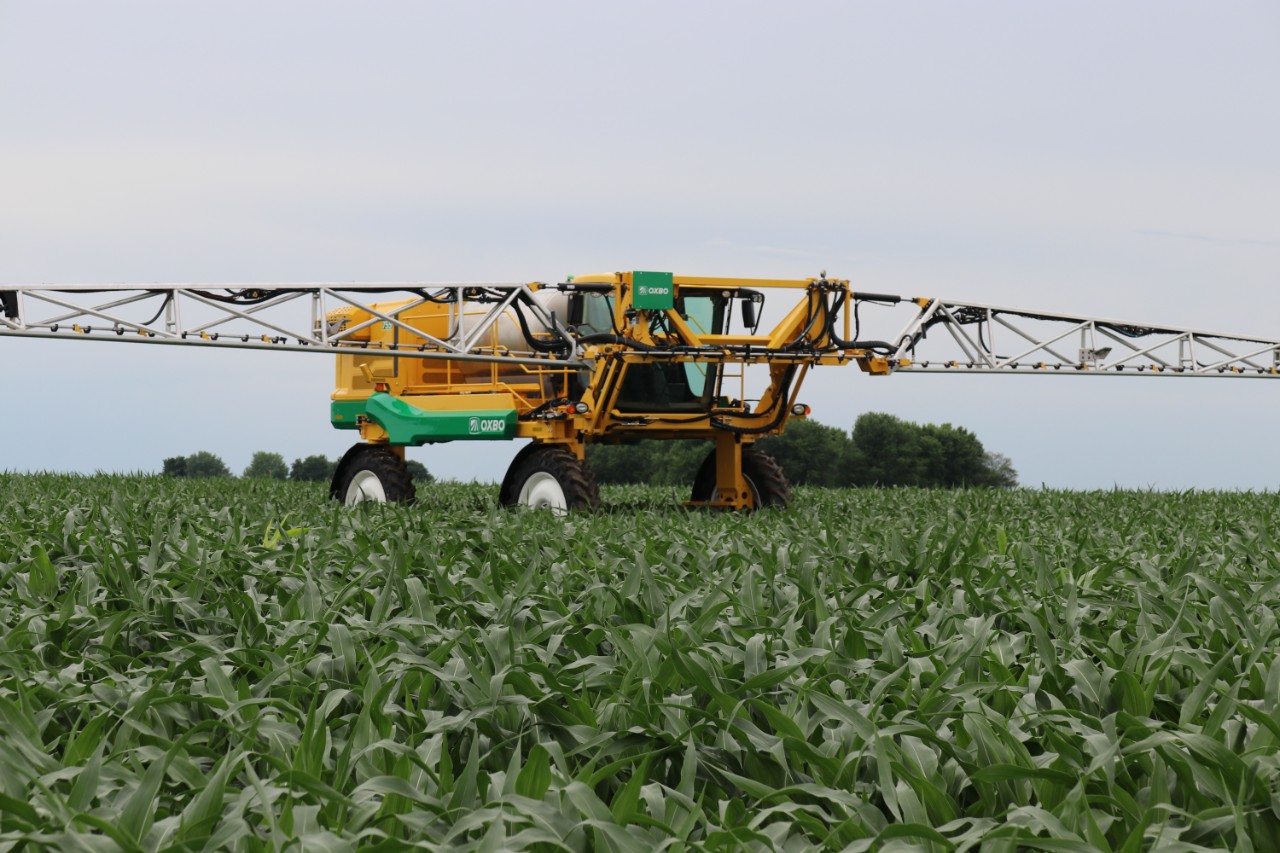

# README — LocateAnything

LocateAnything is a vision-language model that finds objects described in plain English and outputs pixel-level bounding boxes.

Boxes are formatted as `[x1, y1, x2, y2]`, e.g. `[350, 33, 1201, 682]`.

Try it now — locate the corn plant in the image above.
[1, 473, 1279, 851]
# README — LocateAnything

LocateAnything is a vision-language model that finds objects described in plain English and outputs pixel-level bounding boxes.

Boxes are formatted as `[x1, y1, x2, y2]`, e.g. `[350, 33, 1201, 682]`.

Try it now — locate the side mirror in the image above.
[566, 294, 584, 327]
[741, 294, 762, 330]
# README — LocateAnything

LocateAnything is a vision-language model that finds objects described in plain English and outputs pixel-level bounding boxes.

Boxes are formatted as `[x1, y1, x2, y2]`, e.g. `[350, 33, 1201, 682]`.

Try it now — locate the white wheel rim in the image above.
[518, 471, 568, 513]
[345, 470, 387, 504]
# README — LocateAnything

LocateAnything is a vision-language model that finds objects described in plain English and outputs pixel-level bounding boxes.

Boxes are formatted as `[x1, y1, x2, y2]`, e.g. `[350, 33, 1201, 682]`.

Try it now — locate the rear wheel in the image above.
[500, 444, 600, 512]
[690, 446, 793, 509]
[330, 444, 416, 505]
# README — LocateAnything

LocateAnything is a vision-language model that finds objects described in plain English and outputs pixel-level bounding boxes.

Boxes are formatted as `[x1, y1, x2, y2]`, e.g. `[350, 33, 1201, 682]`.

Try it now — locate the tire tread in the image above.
[330, 444, 416, 504]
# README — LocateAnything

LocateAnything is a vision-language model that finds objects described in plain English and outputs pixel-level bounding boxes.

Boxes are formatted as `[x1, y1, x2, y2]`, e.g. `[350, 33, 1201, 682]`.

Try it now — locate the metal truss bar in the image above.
[185, 290, 308, 335]
[1093, 326, 1179, 369]
[890, 299, 943, 359]
[884, 296, 1280, 379]
[19, 290, 177, 339]
[0, 282, 581, 366]
[35, 289, 160, 328]
[0, 281, 527, 293]
[937, 305, 989, 366]
[935, 298, 1278, 345]
[1193, 335, 1270, 372]
[0, 327, 576, 366]
[457, 286, 525, 353]
[992, 315, 1080, 366]
[182, 290, 315, 343]
[323, 290, 455, 351]
[514, 291, 577, 354]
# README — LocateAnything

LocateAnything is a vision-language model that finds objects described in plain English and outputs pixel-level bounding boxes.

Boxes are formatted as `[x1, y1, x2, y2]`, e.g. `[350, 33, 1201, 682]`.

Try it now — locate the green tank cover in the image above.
[330, 392, 516, 444]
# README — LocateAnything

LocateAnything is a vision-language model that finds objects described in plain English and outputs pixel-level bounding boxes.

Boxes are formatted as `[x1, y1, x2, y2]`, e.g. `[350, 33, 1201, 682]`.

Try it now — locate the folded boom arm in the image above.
[877, 296, 1280, 378]
[0, 281, 579, 368]
[3, 280, 1277, 378]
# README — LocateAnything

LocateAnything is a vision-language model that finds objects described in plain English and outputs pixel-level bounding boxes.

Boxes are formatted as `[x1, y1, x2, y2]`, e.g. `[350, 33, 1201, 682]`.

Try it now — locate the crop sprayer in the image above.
[2, 272, 1277, 510]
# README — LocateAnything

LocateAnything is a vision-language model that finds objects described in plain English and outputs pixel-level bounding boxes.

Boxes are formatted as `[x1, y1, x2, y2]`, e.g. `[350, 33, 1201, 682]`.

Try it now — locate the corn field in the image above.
[2, 473, 1280, 851]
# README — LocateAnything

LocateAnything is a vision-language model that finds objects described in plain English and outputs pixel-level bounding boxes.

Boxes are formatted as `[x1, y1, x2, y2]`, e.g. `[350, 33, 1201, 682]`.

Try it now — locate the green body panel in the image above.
[330, 393, 517, 444]
[633, 270, 674, 310]
[330, 400, 365, 430]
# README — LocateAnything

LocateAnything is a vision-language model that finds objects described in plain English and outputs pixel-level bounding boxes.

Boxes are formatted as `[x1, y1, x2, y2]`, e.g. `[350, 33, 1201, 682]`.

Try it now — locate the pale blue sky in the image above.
[1, 1, 1277, 487]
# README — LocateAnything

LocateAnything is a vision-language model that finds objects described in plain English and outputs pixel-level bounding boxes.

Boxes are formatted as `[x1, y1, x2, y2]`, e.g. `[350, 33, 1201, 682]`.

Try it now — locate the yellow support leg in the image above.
[713, 433, 754, 511]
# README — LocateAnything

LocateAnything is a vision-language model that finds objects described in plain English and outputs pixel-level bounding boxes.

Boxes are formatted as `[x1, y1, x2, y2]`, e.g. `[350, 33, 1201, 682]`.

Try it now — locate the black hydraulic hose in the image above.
[824, 291, 896, 354]
[710, 371, 796, 435]
[191, 288, 296, 305]
[137, 293, 170, 327]
[191, 285, 451, 306]
[510, 293, 571, 355]
[781, 288, 830, 352]
[576, 332, 661, 352]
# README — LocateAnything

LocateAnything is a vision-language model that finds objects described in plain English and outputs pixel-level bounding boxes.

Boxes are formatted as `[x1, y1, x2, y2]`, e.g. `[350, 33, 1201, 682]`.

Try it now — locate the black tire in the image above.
[330, 444, 416, 505]
[499, 444, 601, 512]
[690, 445, 793, 509]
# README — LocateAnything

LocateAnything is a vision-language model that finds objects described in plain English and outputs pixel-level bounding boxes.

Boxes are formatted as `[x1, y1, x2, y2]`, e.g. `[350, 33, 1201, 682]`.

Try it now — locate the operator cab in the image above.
[566, 285, 763, 414]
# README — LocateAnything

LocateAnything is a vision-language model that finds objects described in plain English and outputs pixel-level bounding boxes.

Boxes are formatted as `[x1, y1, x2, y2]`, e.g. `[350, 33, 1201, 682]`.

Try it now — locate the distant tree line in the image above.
[587, 413, 1017, 488]
[162, 451, 433, 483]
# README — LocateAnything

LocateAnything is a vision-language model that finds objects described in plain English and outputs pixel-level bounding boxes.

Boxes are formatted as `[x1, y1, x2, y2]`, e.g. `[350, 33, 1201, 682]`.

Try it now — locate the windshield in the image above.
[614, 291, 727, 413]
[680, 294, 716, 396]
[577, 293, 614, 335]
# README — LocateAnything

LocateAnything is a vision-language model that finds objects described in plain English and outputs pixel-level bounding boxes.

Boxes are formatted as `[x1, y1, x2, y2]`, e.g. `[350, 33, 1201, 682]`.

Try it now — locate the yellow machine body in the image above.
[328, 273, 888, 509]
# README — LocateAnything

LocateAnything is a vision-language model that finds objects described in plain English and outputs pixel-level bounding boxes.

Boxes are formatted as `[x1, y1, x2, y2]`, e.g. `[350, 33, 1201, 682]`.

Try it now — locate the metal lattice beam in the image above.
[877, 297, 1280, 378]
[0, 282, 581, 367]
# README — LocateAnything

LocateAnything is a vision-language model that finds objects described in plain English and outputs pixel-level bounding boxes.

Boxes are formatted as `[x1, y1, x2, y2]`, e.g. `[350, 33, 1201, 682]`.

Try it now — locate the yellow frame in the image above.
[331, 273, 890, 508]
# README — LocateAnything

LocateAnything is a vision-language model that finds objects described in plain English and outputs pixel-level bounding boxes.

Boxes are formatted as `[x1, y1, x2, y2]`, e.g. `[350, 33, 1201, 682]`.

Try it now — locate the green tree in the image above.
[405, 459, 434, 483]
[757, 419, 854, 486]
[587, 440, 709, 485]
[291, 455, 336, 483]
[979, 451, 1019, 488]
[588, 414, 1017, 490]
[184, 451, 232, 478]
[847, 414, 1017, 488]
[919, 423, 990, 487]
[850, 413, 925, 486]
[162, 456, 187, 477]
[243, 451, 288, 480]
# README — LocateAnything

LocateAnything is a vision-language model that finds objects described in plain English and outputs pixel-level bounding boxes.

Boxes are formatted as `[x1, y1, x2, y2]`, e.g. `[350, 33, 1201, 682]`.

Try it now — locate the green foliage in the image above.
[982, 450, 1019, 488]
[845, 412, 1014, 487]
[587, 439, 709, 485]
[178, 450, 232, 478]
[290, 454, 336, 482]
[161, 455, 186, 477]
[3, 474, 1278, 849]
[757, 418, 858, 487]
[591, 414, 1018, 488]
[405, 459, 434, 483]
[242, 451, 288, 480]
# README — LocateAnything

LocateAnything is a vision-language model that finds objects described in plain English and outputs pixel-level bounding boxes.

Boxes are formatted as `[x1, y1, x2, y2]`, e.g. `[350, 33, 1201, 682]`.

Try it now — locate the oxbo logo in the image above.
[468, 416, 506, 435]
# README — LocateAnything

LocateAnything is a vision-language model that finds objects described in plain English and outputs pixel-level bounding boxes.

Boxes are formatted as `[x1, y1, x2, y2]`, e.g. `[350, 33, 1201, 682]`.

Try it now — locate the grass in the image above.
[2, 473, 1280, 850]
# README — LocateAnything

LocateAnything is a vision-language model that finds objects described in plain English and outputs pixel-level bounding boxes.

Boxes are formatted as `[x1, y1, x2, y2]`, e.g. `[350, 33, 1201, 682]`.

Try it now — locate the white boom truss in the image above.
[0, 282, 579, 367]
[1, 282, 1276, 379]
[874, 296, 1280, 378]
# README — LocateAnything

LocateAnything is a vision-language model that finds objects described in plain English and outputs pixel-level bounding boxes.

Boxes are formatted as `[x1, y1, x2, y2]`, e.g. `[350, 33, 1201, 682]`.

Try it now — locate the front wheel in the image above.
[330, 444, 416, 505]
[690, 446, 793, 509]
[499, 444, 600, 513]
